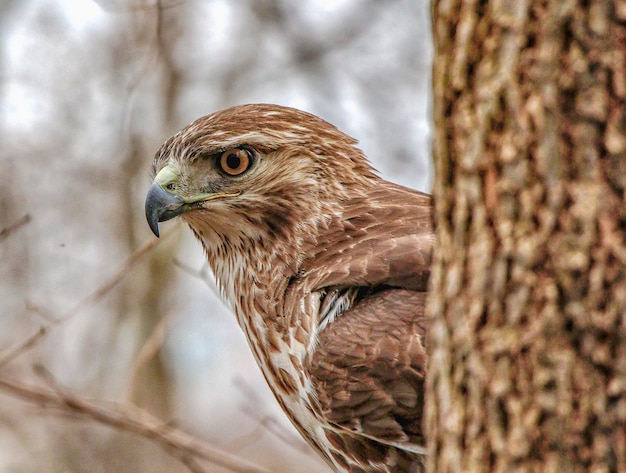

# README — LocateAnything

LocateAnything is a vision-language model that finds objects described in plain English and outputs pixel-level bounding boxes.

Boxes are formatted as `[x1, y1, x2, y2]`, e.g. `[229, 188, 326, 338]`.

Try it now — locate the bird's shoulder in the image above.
[302, 182, 433, 293]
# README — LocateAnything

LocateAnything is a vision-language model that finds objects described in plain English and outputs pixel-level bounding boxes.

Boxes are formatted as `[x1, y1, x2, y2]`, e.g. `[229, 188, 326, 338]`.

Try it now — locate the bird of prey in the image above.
[145, 104, 433, 473]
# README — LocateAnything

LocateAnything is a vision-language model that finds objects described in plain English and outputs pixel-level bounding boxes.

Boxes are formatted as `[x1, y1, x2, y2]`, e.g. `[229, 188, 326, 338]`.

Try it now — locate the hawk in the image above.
[145, 104, 433, 472]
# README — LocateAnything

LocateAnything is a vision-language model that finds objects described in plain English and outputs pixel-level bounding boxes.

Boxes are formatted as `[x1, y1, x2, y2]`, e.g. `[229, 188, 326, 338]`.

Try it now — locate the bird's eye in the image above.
[219, 148, 252, 176]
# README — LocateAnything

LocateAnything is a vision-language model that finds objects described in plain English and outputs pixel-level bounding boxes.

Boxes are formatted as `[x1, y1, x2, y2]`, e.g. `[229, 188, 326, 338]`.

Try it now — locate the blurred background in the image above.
[0, 1, 432, 472]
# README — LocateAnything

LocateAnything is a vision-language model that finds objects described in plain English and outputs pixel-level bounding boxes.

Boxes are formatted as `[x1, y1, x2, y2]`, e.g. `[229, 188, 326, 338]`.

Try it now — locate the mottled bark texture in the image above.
[427, 1, 626, 472]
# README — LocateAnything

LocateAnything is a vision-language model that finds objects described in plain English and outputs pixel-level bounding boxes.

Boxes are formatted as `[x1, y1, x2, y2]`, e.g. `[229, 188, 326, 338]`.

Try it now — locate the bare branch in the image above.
[0, 374, 270, 473]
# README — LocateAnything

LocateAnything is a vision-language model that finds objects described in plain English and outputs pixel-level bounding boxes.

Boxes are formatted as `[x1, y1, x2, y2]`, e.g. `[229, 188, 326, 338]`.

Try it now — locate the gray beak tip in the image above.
[145, 182, 185, 238]
[148, 217, 160, 238]
[145, 206, 161, 238]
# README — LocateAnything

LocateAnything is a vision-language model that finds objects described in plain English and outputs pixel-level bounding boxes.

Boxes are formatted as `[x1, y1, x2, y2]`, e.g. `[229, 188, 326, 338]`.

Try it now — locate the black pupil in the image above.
[226, 153, 241, 170]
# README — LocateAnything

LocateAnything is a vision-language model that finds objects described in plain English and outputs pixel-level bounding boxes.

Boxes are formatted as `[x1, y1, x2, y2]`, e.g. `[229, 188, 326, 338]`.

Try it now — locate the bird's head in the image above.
[145, 104, 378, 248]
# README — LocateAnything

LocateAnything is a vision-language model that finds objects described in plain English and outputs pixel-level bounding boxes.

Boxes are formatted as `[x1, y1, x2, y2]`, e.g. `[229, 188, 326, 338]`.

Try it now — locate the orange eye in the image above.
[219, 148, 252, 176]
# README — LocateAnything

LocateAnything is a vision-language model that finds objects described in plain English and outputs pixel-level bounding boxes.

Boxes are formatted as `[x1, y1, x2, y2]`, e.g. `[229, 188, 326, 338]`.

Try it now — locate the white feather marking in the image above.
[316, 287, 365, 333]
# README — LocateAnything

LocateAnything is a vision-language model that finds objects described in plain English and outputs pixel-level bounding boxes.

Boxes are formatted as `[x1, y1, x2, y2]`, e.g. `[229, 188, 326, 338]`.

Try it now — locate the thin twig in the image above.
[233, 376, 313, 455]
[0, 375, 270, 473]
[176, 453, 207, 473]
[57, 224, 181, 323]
[123, 309, 175, 402]
[0, 226, 180, 368]
[173, 258, 223, 300]
[239, 405, 312, 455]
[0, 214, 31, 242]
[0, 326, 48, 369]
[25, 303, 58, 323]
[225, 416, 270, 453]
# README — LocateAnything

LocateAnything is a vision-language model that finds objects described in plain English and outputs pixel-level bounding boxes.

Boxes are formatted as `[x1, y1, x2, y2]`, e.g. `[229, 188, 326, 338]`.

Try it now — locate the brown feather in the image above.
[148, 104, 433, 473]
[309, 290, 427, 445]
[302, 184, 432, 291]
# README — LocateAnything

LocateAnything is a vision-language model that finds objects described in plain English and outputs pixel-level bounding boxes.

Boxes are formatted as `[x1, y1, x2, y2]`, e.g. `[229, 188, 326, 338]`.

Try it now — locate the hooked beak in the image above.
[145, 164, 242, 237]
[145, 182, 185, 237]
[145, 165, 185, 237]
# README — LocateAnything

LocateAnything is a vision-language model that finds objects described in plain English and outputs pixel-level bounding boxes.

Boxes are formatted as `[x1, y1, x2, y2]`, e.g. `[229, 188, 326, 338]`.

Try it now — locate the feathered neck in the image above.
[183, 199, 332, 328]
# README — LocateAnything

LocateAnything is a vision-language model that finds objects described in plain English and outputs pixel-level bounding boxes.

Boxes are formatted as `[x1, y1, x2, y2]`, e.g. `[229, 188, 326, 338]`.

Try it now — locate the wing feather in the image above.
[303, 184, 432, 292]
[300, 182, 432, 462]
[308, 290, 428, 452]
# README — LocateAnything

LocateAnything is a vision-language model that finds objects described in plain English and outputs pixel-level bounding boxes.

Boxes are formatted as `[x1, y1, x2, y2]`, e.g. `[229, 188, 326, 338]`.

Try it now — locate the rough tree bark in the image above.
[427, 2, 626, 472]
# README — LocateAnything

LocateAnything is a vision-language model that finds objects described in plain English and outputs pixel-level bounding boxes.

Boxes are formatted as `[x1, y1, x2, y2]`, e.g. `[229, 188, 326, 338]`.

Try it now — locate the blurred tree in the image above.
[0, 0, 431, 471]
[427, 1, 626, 472]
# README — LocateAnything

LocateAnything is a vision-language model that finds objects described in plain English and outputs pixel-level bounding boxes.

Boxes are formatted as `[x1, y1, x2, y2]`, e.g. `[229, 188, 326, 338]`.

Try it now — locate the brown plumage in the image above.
[145, 104, 433, 472]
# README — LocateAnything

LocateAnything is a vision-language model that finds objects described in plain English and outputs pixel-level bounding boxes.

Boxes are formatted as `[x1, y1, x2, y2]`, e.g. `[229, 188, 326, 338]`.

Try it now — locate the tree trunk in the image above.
[426, 2, 626, 472]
